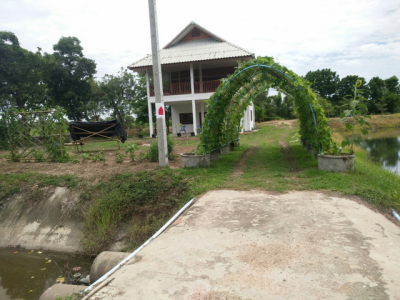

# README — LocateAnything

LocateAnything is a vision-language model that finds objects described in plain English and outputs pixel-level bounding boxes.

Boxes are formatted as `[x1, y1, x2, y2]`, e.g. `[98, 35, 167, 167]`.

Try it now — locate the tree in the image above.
[336, 75, 367, 108]
[383, 76, 400, 113]
[304, 69, 340, 103]
[0, 31, 47, 113]
[45, 37, 96, 120]
[100, 68, 142, 129]
[368, 76, 400, 114]
[375, 99, 388, 115]
[130, 73, 151, 124]
[272, 92, 283, 117]
[84, 79, 105, 121]
[316, 94, 335, 118]
[367, 77, 385, 114]
[384, 76, 399, 94]
[281, 96, 295, 119]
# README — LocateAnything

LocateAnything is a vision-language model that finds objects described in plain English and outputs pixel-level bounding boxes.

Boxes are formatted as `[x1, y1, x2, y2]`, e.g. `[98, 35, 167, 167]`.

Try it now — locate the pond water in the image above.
[0, 248, 94, 300]
[359, 128, 400, 175]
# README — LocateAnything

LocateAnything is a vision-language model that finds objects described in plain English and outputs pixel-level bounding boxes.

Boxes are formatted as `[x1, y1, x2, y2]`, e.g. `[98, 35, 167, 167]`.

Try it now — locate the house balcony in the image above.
[149, 80, 221, 97]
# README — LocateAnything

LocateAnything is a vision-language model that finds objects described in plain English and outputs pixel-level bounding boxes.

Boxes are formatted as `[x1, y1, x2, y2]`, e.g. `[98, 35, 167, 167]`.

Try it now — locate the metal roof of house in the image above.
[128, 22, 254, 69]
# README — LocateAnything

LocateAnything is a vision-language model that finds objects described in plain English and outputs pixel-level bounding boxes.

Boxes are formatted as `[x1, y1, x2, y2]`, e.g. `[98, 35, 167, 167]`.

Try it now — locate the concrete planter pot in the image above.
[181, 153, 210, 168]
[318, 154, 355, 172]
[210, 149, 221, 161]
[220, 145, 229, 155]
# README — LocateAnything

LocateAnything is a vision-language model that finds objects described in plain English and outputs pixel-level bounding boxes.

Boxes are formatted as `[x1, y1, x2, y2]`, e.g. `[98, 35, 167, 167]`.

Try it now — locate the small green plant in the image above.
[339, 79, 372, 154]
[69, 154, 80, 164]
[115, 151, 125, 163]
[125, 143, 137, 162]
[32, 149, 46, 162]
[92, 151, 106, 162]
[147, 135, 176, 162]
[148, 141, 158, 162]
[137, 151, 148, 162]
[82, 153, 90, 161]
[54, 293, 81, 300]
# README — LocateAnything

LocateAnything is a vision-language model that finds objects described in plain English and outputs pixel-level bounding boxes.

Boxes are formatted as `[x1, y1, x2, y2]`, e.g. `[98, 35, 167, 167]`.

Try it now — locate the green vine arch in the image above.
[199, 56, 332, 153]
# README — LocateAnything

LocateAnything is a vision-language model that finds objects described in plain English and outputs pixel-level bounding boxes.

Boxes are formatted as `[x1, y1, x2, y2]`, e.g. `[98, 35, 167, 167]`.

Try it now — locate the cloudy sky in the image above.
[1, 0, 399, 82]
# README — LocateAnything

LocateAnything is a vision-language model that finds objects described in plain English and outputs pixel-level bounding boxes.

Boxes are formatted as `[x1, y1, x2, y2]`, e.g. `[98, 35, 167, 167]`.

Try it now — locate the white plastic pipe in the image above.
[392, 209, 400, 223]
[83, 198, 194, 293]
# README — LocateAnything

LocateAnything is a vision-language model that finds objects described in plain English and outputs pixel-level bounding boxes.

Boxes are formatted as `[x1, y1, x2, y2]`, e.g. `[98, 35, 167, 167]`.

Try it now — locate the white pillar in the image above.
[146, 70, 153, 137]
[192, 99, 197, 135]
[200, 100, 205, 126]
[247, 106, 251, 130]
[199, 63, 203, 93]
[190, 63, 195, 94]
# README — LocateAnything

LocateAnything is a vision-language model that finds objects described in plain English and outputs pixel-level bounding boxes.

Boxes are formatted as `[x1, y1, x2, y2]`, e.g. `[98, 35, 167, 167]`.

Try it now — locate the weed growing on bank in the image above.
[0, 173, 80, 201]
[79, 168, 189, 254]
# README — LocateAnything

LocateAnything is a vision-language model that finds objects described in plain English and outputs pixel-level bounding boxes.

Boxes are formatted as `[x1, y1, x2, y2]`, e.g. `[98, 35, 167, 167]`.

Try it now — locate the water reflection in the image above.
[359, 129, 400, 174]
[0, 249, 93, 300]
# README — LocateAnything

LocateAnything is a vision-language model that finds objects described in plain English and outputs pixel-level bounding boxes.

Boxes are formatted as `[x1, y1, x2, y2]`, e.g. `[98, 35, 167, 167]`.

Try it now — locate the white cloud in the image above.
[1, 0, 399, 81]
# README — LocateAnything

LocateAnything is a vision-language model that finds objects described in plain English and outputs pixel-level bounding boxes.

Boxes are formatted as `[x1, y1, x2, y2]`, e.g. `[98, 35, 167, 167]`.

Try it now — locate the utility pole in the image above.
[148, 0, 168, 167]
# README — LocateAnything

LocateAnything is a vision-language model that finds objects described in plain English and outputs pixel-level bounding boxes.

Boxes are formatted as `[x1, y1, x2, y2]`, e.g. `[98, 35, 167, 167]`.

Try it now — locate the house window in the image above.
[191, 29, 200, 37]
[180, 113, 193, 124]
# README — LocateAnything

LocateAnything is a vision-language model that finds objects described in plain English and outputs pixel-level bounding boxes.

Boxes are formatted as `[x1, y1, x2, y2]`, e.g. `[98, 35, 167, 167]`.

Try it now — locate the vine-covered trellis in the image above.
[5, 108, 69, 162]
[199, 56, 332, 153]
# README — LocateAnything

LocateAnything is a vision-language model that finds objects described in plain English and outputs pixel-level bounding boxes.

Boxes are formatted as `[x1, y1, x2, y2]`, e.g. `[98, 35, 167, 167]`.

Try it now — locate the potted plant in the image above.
[191, 132, 195, 137]
[176, 123, 183, 137]
[318, 79, 371, 172]
[180, 146, 210, 168]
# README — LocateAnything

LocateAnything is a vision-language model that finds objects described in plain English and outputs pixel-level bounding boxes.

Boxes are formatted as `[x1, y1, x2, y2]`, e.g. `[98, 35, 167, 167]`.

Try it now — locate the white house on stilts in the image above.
[128, 21, 256, 136]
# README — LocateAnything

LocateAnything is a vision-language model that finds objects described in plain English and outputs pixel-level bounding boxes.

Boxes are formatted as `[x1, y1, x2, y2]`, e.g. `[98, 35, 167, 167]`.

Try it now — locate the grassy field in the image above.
[1, 119, 400, 254]
[329, 113, 400, 131]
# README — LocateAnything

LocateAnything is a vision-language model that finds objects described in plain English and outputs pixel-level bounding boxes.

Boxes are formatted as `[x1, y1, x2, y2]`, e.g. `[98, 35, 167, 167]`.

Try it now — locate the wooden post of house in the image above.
[148, 0, 168, 167]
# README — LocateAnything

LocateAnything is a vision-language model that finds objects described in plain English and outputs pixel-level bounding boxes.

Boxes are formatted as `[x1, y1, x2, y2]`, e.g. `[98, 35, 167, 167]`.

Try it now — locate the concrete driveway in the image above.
[94, 190, 400, 300]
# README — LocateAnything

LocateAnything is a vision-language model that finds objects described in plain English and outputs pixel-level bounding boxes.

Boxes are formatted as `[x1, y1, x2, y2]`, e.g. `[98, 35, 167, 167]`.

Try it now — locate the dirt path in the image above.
[262, 119, 297, 128]
[232, 146, 258, 177]
[278, 141, 299, 172]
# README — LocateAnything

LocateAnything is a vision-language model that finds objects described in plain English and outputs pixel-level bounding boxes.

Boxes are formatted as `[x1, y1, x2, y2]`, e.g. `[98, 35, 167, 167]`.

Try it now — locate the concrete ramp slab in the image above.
[94, 190, 400, 300]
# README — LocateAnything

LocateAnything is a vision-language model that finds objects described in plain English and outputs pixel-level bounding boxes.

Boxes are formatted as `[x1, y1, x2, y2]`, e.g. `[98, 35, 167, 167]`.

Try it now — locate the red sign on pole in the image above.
[156, 103, 165, 119]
